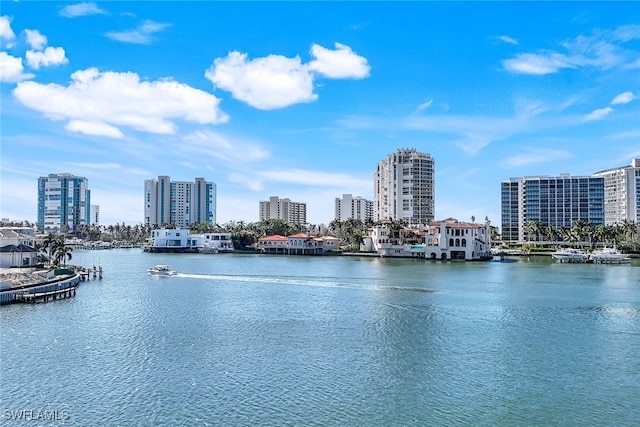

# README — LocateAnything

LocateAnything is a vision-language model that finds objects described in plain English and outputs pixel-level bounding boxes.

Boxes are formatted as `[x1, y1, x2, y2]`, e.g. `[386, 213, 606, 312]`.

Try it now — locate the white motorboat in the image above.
[551, 248, 588, 263]
[590, 248, 631, 264]
[148, 264, 177, 276]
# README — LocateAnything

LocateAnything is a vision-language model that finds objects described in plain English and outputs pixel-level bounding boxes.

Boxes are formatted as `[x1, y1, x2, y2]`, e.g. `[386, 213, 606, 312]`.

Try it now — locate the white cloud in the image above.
[25, 29, 47, 50]
[13, 67, 229, 138]
[611, 24, 640, 42]
[206, 51, 316, 110]
[497, 35, 518, 45]
[25, 46, 69, 69]
[66, 120, 124, 138]
[416, 99, 433, 113]
[307, 42, 370, 79]
[610, 91, 635, 105]
[228, 173, 264, 192]
[0, 52, 34, 82]
[181, 130, 270, 163]
[584, 107, 613, 121]
[503, 25, 640, 75]
[259, 169, 371, 189]
[403, 111, 539, 156]
[60, 2, 107, 18]
[0, 15, 16, 46]
[503, 52, 574, 75]
[105, 20, 171, 44]
[227, 168, 371, 198]
[206, 42, 370, 110]
[503, 148, 572, 168]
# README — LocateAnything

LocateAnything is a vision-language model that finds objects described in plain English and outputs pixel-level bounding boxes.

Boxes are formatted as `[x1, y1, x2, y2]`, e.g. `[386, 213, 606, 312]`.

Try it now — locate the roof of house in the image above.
[258, 235, 289, 242]
[0, 244, 39, 253]
[288, 233, 311, 239]
[313, 236, 340, 241]
[429, 219, 486, 229]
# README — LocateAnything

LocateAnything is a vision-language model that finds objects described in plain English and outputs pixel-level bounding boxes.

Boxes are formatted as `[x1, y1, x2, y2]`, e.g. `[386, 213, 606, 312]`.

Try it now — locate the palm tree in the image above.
[545, 225, 560, 247]
[524, 221, 542, 244]
[39, 233, 63, 266]
[53, 244, 73, 267]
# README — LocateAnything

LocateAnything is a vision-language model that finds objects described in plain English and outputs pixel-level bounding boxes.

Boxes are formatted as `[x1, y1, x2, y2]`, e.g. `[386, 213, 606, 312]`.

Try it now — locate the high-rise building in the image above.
[501, 159, 640, 242]
[37, 173, 90, 232]
[501, 174, 605, 242]
[374, 148, 434, 226]
[259, 196, 307, 225]
[335, 194, 373, 222]
[90, 205, 100, 225]
[144, 176, 216, 228]
[593, 159, 640, 225]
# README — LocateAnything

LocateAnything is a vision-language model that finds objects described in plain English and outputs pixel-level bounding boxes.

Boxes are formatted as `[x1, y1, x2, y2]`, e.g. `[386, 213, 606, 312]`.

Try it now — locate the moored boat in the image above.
[148, 264, 177, 276]
[590, 248, 631, 264]
[551, 248, 588, 263]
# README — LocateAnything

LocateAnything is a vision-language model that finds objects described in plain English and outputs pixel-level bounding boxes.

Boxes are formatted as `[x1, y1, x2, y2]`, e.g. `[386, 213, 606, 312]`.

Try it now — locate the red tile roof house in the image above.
[257, 234, 341, 255]
[257, 235, 290, 254]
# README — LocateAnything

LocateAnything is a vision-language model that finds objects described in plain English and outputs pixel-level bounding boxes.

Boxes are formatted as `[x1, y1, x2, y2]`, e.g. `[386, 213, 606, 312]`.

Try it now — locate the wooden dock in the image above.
[1, 264, 103, 305]
[15, 286, 77, 303]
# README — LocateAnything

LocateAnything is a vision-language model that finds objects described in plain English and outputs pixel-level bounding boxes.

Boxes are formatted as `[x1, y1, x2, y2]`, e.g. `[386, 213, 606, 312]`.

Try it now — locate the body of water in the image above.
[1, 250, 639, 426]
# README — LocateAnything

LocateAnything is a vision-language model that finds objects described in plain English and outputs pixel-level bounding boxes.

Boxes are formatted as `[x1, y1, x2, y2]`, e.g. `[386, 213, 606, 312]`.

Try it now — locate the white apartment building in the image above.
[90, 205, 100, 225]
[374, 148, 435, 226]
[144, 176, 216, 228]
[259, 196, 307, 225]
[593, 159, 640, 225]
[335, 194, 373, 222]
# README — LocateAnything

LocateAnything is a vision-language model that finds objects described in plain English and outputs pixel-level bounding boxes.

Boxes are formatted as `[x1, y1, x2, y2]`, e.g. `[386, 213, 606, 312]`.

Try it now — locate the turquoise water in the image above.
[1, 250, 639, 426]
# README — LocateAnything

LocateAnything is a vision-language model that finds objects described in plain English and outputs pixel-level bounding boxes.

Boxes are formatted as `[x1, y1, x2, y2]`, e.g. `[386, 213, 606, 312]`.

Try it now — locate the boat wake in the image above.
[175, 273, 434, 294]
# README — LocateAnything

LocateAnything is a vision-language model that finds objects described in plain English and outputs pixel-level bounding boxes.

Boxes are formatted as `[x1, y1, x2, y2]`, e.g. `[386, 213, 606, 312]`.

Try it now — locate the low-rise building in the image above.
[146, 229, 233, 253]
[360, 223, 425, 258]
[424, 218, 492, 260]
[257, 234, 340, 255]
[0, 228, 40, 268]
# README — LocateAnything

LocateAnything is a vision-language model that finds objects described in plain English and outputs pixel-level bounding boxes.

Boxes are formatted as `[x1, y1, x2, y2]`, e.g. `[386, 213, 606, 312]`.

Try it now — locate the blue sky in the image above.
[1, 1, 639, 228]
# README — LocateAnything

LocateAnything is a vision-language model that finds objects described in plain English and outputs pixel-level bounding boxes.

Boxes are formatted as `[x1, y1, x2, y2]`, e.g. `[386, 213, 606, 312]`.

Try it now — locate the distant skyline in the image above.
[1, 2, 639, 227]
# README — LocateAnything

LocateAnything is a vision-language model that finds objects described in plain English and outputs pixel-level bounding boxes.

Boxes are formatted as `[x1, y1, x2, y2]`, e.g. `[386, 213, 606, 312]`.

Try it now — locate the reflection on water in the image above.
[1, 250, 639, 426]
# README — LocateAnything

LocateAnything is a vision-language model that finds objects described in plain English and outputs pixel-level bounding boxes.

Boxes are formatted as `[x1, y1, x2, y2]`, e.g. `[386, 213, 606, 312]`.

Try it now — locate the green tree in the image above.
[53, 244, 73, 267]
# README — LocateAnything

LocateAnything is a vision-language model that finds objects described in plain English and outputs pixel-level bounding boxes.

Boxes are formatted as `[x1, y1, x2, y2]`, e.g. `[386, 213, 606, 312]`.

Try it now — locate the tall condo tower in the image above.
[335, 194, 373, 222]
[501, 174, 605, 242]
[38, 173, 91, 232]
[144, 176, 216, 228]
[374, 148, 435, 226]
[259, 196, 307, 225]
[501, 158, 640, 242]
[593, 159, 640, 225]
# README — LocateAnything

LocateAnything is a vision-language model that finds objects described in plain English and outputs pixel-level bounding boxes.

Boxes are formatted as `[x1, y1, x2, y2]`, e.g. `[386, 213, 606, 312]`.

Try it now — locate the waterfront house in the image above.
[257, 235, 290, 254]
[257, 233, 341, 255]
[0, 228, 40, 268]
[424, 218, 492, 260]
[360, 223, 426, 258]
[195, 232, 234, 252]
[147, 228, 233, 253]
